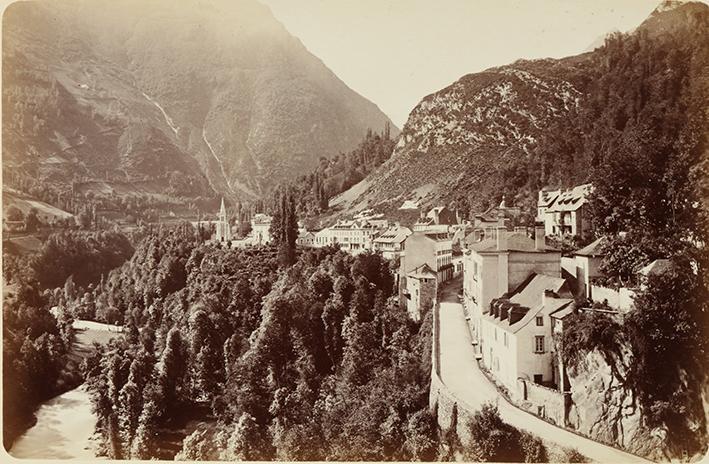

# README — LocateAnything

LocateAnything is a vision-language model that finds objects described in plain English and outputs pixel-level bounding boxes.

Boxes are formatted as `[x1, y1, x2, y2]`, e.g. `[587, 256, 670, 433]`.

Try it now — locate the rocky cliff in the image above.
[567, 346, 707, 461]
[2, 0, 397, 200]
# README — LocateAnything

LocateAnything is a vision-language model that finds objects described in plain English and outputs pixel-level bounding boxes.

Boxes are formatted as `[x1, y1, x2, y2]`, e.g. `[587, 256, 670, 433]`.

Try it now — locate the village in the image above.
[203, 182, 669, 460]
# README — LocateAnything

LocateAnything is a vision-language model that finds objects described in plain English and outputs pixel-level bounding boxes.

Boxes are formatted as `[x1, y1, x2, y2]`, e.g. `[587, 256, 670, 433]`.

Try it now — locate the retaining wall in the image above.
[590, 285, 636, 312]
[518, 379, 567, 426]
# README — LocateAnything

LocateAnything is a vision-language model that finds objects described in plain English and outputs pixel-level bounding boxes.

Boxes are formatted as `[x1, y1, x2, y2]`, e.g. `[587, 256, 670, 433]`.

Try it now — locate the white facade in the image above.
[480, 275, 573, 394]
[251, 214, 272, 245]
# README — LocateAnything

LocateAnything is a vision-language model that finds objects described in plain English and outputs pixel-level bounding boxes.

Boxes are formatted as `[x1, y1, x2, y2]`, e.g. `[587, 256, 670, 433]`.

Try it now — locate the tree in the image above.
[403, 409, 438, 461]
[221, 413, 274, 461]
[464, 403, 524, 462]
[24, 207, 40, 232]
[6, 206, 23, 222]
[270, 186, 298, 267]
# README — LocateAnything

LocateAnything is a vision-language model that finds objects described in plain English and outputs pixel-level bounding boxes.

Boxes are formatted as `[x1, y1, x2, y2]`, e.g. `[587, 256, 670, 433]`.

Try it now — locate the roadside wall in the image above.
[517, 379, 567, 426]
[429, 303, 475, 445]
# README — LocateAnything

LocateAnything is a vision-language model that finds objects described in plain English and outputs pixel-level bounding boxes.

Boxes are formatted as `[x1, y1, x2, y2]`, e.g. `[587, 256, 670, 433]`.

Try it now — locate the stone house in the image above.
[481, 274, 574, 394]
[405, 264, 437, 321]
[463, 224, 561, 352]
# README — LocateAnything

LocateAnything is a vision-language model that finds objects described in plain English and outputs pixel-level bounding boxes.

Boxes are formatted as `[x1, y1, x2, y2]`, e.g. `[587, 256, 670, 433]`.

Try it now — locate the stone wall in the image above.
[429, 303, 476, 445]
[517, 379, 567, 426]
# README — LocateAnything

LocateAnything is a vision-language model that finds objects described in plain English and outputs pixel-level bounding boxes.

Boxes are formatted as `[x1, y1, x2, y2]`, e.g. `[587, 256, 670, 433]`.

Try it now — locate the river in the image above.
[8, 384, 101, 459]
[8, 319, 123, 459]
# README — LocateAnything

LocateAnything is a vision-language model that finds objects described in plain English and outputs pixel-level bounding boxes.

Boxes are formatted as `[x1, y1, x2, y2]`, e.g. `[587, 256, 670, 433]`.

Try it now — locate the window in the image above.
[536, 316, 543, 326]
[534, 374, 543, 384]
[535, 336, 545, 353]
[503, 332, 508, 347]
[494, 328, 497, 341]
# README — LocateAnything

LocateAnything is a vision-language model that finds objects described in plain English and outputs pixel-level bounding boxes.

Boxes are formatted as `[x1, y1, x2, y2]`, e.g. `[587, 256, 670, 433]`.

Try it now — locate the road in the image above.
[437, 280, 650, 463]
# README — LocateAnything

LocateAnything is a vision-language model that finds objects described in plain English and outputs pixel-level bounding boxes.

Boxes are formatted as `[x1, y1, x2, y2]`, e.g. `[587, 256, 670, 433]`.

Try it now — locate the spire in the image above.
[219, 197, 227, 220]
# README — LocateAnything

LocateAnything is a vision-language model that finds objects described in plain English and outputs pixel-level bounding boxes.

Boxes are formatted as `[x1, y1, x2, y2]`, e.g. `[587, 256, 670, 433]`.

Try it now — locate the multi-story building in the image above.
[405, 264, 437, 321]
[539, 183, 593, 238]
[401, 231, 454, 283]
[399, 231, 454, 317]
[481, 274, 574, 394]
[328, 219, 385, 254]
[463, 224, 561, 350]
[251, 213, 273, 245]
[373, 225, 412, 260]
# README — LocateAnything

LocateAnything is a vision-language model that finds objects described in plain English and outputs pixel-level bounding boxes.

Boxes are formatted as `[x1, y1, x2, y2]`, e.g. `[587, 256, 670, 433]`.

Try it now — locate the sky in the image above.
[262, 0, 681, 127]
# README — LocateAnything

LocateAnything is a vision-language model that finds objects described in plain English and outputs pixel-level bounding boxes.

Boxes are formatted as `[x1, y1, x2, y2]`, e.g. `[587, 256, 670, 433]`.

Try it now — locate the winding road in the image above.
[436, 281, 650, 463]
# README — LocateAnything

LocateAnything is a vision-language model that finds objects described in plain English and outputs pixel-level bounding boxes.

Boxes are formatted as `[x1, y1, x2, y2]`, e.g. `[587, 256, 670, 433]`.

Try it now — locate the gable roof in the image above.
[408, 263, 437, 279]
[374, 226, 412, 244]
[638, 258, 674, 277]
[574, 236, 606, 257]
[538, 189, 561, 208]
[484, 274, 573, 333]
[547, 184, 593, 213]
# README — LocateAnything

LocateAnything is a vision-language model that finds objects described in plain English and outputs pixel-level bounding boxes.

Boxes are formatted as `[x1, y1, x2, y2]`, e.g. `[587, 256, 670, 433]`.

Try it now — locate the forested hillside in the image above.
[338, 2, 709, 223]
[74, 227, 433, 460]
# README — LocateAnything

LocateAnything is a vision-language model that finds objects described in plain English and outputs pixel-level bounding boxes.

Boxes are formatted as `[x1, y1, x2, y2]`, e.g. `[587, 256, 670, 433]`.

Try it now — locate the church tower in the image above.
[215, 197, 231, 243]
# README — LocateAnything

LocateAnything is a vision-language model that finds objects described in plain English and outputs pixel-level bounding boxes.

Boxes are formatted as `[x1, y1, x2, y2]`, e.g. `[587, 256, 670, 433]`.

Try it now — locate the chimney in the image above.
[542, 289, 557, 307]
[509, 306, 529, 324]
[534, 222, 545, 251]
[496, 227, 508, 251]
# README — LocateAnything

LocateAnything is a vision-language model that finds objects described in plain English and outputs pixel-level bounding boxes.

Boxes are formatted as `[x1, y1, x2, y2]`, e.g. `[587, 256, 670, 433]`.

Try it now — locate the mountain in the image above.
[2, 0, 397, 201]
[332, 1, 708, 220]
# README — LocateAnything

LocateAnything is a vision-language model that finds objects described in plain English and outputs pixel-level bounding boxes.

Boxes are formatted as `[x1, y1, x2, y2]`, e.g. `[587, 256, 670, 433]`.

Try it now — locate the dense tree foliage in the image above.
[29, 230, 134, 289]
[77, 226, 434, 460]
[461, 403, 547, 462]
[3, 281, 73, 449]
[556, 14, 709, 458]
[269, 187, 298, 267]
[289, 127, 395, 218]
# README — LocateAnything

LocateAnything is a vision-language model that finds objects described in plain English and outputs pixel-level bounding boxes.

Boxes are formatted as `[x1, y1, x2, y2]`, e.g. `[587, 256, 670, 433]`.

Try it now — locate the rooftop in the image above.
[468, 231, 558, 253]
[408, 263, 437, 279]
[546, 183, 593, 213]
[574, 236, 606, 257]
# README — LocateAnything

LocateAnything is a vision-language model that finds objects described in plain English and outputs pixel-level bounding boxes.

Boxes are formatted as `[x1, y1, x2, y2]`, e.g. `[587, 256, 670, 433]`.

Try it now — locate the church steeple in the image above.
[219, 197, 227, 222]
[215, 197, 231, 243]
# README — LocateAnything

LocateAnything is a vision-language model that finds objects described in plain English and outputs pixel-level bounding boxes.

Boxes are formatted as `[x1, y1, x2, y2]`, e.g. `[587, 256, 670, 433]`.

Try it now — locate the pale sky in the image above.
[262, 0, 684, 127]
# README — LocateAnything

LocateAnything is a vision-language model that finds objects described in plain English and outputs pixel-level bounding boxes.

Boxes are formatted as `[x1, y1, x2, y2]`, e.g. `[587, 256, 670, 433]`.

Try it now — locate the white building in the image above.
[373, 225, 412, 260]
[463, 224, 561, 351]
[328, 219, 385, 254]
[481, 274, 574, 394]
[251, 213, 272, 245]
[539, 183, 593, 237]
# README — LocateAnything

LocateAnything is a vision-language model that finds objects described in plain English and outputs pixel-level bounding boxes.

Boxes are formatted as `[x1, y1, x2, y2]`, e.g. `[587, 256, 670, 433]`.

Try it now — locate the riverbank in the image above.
[6, 319, 122, 453]
[8, 385, 101, 459]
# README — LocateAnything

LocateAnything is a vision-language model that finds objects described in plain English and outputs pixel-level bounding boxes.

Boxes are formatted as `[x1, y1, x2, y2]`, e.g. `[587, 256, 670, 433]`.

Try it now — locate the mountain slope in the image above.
[2, 0, 397, 200]
[335, 1, 708, 219]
